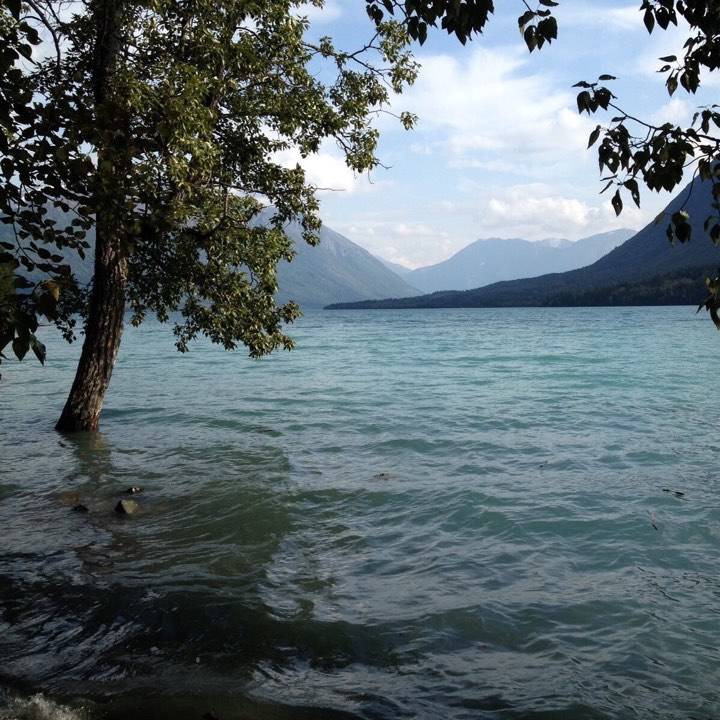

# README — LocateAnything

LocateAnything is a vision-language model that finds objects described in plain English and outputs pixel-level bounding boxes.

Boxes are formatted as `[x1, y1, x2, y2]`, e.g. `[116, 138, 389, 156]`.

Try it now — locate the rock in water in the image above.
[71, 504, 89, 513]
[125, 486, 143, 495]
[115, 499, 139, 515]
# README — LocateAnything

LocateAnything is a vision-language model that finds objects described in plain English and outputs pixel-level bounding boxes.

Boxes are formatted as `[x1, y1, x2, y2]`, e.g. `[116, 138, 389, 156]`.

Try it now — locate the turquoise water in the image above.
[1, 307, 719, 719]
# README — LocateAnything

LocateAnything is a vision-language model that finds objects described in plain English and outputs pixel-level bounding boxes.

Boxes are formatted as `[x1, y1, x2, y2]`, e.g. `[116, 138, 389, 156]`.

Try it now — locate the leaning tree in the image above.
[0, 0, 417, 429]
[2, 0, 720, 430]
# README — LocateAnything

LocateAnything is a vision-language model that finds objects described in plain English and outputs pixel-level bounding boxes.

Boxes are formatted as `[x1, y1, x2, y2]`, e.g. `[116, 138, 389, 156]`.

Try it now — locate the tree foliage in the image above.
[0, 0, 418, 378]
[365, 0, 559, 48]
[1, 0, 91, 376]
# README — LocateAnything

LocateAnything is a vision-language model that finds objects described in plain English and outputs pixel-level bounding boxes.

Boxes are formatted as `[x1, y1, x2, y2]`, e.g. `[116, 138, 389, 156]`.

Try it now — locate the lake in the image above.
[1, 307, 718, 719]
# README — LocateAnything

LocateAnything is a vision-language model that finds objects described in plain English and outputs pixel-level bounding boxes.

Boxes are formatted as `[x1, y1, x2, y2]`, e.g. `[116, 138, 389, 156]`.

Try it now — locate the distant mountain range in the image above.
[275, 221, 419, 308]
[327, 175, 720, 310]
[3, 210, 420, 309]
[398, 229, 633, 293]
[379, 258, 414, 278]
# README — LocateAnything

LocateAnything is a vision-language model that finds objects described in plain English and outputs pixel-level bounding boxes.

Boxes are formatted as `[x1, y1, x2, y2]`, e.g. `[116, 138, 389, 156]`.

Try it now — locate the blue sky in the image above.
[290, 0, 717, 268]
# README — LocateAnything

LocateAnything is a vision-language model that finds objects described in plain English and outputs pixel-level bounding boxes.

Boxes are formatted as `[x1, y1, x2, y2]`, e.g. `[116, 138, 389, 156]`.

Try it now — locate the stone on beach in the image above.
[115, 499, 139, 515]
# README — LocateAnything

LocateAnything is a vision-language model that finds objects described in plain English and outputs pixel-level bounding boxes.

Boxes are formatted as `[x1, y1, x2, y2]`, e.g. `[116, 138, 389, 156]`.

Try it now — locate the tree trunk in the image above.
[55, 0, 127, 433]
[55, 230, 127, 432]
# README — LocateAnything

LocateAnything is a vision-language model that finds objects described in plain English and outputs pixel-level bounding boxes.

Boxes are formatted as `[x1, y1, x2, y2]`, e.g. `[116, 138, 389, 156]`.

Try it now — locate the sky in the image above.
[290, 0, 717, 268]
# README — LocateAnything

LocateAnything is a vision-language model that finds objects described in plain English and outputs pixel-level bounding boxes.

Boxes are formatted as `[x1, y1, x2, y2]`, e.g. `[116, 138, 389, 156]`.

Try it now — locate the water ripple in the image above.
[1, 307, 719, 719]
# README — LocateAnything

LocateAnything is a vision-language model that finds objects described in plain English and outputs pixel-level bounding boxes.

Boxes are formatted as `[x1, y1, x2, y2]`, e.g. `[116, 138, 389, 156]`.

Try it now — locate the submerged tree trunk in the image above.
[55, 232, 127, 432]
[55, 0, 127, 433]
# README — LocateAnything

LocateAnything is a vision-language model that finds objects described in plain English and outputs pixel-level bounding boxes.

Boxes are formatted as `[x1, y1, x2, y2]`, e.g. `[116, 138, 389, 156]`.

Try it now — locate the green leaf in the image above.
[576, 90, 591, 114]
[594, 88, 612, 109]
[0, 158, 13, 180]
[31, 336, 46, 365]
[588, 125, 601, 148]
[623, 178, 640, 207]
[537, 16, 557, 42]
[644, 8, 655, 33]
[676, 222, 691, 242]
[417, 22, 427, 44]
[12, 336, 29, 361]
[523, 25, 537, 52]
[518, 10, 535, 28]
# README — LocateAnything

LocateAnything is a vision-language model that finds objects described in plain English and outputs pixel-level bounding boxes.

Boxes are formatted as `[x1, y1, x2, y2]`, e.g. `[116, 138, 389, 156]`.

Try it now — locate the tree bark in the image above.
[55, 0, 127, 433]
[55, 228, 127, 432]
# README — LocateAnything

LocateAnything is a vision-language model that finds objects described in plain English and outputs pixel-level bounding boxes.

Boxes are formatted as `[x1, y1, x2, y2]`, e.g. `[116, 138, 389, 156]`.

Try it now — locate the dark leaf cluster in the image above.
[365, 0, 496, 44]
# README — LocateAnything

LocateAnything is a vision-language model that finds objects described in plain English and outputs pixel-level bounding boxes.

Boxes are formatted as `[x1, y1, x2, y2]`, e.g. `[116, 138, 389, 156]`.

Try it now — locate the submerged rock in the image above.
[662, 488, 686, 498]
[58, 490, 81, 506]
[115, 499, 139, 515]
[71, 504, 89, 513]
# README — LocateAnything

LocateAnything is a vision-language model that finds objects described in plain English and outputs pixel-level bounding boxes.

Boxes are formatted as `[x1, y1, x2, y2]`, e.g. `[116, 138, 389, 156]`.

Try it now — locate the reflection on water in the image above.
[1, 308, 719, 719]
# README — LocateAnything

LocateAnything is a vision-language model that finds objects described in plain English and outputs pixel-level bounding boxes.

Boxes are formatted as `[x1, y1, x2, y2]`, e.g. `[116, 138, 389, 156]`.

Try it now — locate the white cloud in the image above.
[649, 97, 693, 126]
[325, 178, 663, 268]
[331, 217, 456, 268]
[314, 7, 687, 267]
[273, 144, 390, 195]
[487, 193, 591, 230]
[293, 0, 342, 24]
[559, 3, 642, 31]
[473, 183, 647, 240]
[390, 222, 438, 237]
[397, 46, 595, 174]
[409, 142, 434, 156]
[296, 152, 358, 193]
[605, 5, 643, 30]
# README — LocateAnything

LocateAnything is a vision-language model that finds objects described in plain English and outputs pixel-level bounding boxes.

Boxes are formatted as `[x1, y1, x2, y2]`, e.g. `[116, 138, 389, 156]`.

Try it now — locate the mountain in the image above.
[326, 176, 720, 310]
[274, 222, 419, 308]
[404, 229, 633, 293]
[3, 211, 419, 309]
[378, 258, 414, 278]
[543, 267, 711, 307]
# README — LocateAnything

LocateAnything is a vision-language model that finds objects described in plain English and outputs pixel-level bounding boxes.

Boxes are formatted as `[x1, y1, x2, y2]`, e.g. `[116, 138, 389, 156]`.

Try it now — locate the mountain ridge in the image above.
[275, 221, 420, 308]
[403, 229, 634, 293]
[326, 176, 720, 310]
[3, 212, 420, 309]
